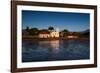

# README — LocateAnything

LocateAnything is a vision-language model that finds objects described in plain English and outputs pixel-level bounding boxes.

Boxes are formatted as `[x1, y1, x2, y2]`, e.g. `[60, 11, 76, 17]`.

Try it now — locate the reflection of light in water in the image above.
[50, 40, 60, 54]
[38, 40, 60, 54]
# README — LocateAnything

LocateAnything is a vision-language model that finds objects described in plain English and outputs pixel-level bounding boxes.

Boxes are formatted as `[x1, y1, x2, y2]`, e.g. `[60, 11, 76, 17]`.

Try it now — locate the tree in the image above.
[62, 29, 69, 33]
[26, 26, 29, 32]
[28, 28, 39, 35]
[61, 29, 69, 37]
[48, 26, 54, 32]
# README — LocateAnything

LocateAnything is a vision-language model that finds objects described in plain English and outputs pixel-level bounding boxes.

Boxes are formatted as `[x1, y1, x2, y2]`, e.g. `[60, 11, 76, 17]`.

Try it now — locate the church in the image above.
[39, 28, 59, 38]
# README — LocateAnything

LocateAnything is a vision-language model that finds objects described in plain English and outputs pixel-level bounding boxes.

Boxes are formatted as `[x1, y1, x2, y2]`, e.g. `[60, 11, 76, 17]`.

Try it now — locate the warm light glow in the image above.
[67, 36, 78, 38]
[39, 34, 50, 38]
[50, 40, 60, 53]
[39, 31, 59, 38]
[50, 31, 59, 37]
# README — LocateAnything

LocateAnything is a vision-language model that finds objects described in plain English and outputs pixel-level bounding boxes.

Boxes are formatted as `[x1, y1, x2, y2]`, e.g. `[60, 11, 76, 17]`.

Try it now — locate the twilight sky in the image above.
[22, 10, 90, 32]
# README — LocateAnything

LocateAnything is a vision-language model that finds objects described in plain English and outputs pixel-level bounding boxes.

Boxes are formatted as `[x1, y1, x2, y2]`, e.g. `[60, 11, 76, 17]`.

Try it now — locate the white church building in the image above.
[39, 28, 59, 38]
[50, 31, 59, 38]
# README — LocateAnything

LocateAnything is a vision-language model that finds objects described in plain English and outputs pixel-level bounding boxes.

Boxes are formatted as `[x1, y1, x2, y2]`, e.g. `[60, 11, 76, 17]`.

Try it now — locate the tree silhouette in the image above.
[48, 26, 54, 32]
[62, 29, 69, 33]
[26, 26, 29, 32]
[28, 28, 39, 35]
[61, 29, 69, 37]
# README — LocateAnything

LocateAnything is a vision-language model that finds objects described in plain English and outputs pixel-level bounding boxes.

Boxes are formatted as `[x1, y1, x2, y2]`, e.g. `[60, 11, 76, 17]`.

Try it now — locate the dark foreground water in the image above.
[22, 39, 90, 62]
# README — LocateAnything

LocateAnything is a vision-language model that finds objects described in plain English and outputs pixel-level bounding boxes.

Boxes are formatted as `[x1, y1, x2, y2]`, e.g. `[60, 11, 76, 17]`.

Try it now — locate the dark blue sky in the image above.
[22, 10, 90, 32]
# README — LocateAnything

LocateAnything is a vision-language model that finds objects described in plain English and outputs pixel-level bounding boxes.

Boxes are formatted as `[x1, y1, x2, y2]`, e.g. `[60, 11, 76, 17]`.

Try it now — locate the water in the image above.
[22, 39, 90, 62]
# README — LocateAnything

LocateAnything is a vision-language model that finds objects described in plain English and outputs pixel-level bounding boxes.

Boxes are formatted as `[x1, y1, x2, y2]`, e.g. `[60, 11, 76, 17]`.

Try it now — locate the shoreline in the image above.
[22, 36, 89, 41]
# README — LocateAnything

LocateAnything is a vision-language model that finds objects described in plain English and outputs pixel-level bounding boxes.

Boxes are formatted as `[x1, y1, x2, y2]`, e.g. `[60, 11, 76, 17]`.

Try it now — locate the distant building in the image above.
[67, 32, 78, 38]
[39, 30, 50, 38]
[39, 34, 50, 38]
[50, 31, 59, 37]
[67, 36, 78, 38]
[39, 29, 59, 38]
